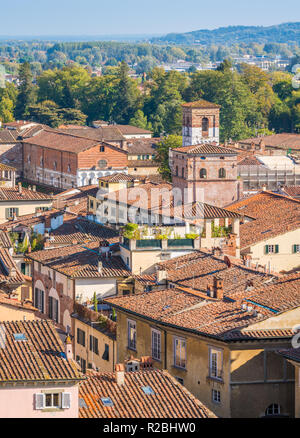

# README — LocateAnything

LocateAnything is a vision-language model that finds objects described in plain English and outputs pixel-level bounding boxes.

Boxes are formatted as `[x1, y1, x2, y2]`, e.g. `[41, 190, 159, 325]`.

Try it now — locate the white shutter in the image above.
[62, 392, 71, 409]
[35, 393, 45, 410]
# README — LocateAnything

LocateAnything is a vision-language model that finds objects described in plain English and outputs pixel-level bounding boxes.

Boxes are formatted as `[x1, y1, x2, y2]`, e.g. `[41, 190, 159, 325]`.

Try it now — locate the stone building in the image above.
[182, 100, 220, 146]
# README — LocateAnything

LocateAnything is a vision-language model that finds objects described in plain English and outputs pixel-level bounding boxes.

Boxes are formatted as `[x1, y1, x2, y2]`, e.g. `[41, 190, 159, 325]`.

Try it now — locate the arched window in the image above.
[219, 168, 226, 179]
[202, 117, 209, 135]
[200, 168, 207, 179]
[265, 404, 281, 416]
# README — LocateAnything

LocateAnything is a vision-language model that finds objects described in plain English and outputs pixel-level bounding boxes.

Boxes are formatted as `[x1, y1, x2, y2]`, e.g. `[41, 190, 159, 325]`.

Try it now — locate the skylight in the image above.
[79, 398, 87, 408]
[142, 386, 155, 395]
[13, 333, 27, 341]
[101, 397, 114, 407]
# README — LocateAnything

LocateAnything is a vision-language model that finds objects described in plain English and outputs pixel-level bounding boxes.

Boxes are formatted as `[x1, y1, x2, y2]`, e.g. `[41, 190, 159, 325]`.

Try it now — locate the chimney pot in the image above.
[115, 363, 125, 385]
[18, 182, 22, 194]
[64, 335, 73, 360]
[98, 260, 103, 274]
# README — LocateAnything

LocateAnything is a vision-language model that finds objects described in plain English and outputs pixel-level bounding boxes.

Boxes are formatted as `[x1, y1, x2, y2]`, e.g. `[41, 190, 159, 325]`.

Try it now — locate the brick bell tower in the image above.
[182, 100, 220, 146]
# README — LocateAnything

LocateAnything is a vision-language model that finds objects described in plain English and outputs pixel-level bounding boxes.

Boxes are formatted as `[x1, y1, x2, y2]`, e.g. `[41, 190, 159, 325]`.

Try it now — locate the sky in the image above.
[0, 0, 299, 36]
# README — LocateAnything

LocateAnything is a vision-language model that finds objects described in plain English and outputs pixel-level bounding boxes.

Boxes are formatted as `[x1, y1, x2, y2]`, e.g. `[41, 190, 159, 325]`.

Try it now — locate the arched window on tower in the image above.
[265, 404, 281, 417]
[200, 168, 207, 179]
[202, 117, 209, 137]
[219, 168, 226, 179]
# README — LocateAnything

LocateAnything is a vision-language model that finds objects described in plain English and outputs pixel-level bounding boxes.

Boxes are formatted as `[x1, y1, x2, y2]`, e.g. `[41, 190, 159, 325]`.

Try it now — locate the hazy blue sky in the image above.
[0, 0, 299, 36]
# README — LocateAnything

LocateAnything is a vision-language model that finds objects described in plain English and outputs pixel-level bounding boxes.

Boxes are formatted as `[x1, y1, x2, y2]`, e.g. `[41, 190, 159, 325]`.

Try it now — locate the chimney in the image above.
[98, 260, 103, 274]
[64, 335, 73, 360]
[156, 269, 167, 285]
[115, 363, 125, 386]
[18, 182, 22, 194]
[9, 267, 17, 277]
[207, 277, 224, 300]
[140, 356, 153, 370]
[213, 277, 224, 300]
[262, 184, 267, 192]
[32, 185, 36, 192]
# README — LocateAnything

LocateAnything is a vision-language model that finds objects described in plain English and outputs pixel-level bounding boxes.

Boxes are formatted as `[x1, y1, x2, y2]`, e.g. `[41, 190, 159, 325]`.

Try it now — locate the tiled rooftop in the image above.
[48, 218, 119, 246]
[182, 99, 221, 109]
[79, 369, 216, 418]
[106, 273, 300, 340]
[0, 187, 53, 202]
[0, 247, 25, 285]
[173, 144, 237, 155]
[239, 133, 300, 150]
[28, 241, 130, 279]
[226, 191, 300, 248]
[0, 320, 82, 382]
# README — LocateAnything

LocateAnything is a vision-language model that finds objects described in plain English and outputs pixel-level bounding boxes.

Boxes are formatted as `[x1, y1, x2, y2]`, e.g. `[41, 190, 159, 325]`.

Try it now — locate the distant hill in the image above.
[151, 22, 300, 46]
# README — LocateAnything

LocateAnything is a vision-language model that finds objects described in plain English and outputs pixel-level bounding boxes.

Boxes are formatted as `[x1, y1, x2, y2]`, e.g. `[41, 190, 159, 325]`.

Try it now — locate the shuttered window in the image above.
[35, 393, 45, 410]
[61, 393, 71, 409]
[293, 244, 300, 254]
[265, 245, 279, 254]
[77, 328, 85, 347]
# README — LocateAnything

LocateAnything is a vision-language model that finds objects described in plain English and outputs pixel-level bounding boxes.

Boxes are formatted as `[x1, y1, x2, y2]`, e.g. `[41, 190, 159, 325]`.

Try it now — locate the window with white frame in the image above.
[212, 389, 221, 404]
[265, 404, 281, 416]
[151, 329, 161, 361]
[127, 319, 136, 350]
[173, 337, 186, 369]
[209, 347, 223, 380]
[265, 244, 279, 254]
[35, 392, 71, 410]
[293, 244, 300, 253]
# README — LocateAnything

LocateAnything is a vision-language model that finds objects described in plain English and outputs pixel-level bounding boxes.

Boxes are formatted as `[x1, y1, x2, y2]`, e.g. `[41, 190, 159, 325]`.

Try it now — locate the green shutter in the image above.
[265, 245, 269, 254]
[293, 245, 297, 254]
[275, 245, 279, 254]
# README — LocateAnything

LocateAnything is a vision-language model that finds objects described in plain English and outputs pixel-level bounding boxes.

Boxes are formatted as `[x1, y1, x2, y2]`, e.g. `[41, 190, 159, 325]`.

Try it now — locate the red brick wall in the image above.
[77, 143, 128, 170]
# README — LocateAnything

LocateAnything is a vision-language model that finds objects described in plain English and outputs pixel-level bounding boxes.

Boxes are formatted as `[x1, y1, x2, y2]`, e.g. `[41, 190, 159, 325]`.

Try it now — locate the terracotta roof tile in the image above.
[28, 241, 130, 279]
[79, 369, 216, 418]
[0, 187, 52, 202]
[0, 320, 82, 382]
[173, 144, 237, 155]
[182, 99, 221, 109]
[226, 191, 300, 248]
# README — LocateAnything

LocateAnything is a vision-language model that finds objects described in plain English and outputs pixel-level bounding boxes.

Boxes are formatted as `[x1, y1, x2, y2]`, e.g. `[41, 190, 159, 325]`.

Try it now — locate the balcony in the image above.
[121, 237, 199, 251]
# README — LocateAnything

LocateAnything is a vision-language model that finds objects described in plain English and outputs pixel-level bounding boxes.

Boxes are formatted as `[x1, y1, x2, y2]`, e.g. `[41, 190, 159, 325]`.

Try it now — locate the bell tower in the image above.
[182, 100, 220, 146]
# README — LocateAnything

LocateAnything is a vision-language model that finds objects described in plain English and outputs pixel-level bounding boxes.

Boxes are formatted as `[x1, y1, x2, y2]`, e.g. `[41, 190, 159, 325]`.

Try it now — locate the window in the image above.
[219, 168, 226, 179]
[265, 245, 279, 254]
[102, 344, 109, 361]
[175, 166, 178, 176]
[90, 335, 99, 355]
[40, 157, 44, 166]
[175, 377, 184, 385]
[151, 329, 161, 361]
[67, 164, 71, 173]
[200, 168, 207, 179]
[27, 155, 31, 164]
[77, 329, 85, 346]
[34, 288, 44, 313]
[265, 404, 281, 416]
[202, 117, 209, 134]
[53, 161, 57, 170]
[76, 356, 86, 373]
[98, 159, 107, 169]
[181, 167, 185, 178]
[174, 337, 186, 369]
[35, 393, 71, 410]
[209, 347, 223, 380]
[5, 208, 19, 219]
[100, 145, 105, 152]
[127, 319, 136, 350]
[293, 245, 300, 253]
[48, 296, 59, 323]
[212, 389, 221, 404]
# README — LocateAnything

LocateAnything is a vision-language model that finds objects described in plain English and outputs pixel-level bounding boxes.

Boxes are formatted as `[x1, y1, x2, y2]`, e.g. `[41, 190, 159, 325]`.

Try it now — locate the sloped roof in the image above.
[28, 241, 130, 279]
[226, 191, 300, 248]
[0, 320, 82, 382]
[182, 99, 221, 109]
[173, 144, 237, 155]
[79, 369, 216, 418]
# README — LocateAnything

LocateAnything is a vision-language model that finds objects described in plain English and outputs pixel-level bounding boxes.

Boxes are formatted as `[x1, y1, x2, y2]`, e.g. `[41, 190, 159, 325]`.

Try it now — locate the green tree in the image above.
[14, 62, 35, 119]
[129, 110, 152, 130]
[155, 135, 182, 181]
[92, 292, 98, 312]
